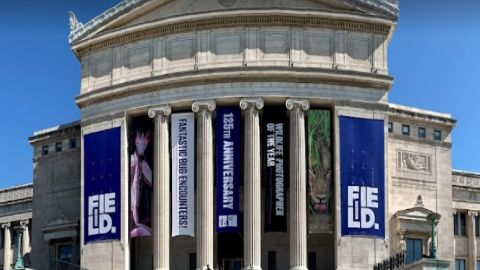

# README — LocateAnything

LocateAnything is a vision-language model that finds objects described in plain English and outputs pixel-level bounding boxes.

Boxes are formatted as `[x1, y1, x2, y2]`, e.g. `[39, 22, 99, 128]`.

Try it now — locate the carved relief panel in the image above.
[397, 150, 432, 174]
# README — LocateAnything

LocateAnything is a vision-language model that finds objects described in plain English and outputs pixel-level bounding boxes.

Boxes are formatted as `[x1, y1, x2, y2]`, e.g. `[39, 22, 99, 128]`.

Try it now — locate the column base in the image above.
[197, 266, 215, 270]
[289, 267, 308, 270]
[242, 266, 262, 270]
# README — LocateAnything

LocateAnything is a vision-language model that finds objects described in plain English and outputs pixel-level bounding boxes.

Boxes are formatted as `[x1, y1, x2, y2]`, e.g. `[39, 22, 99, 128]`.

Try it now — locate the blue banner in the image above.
[340, 116, 385, 238]
[215, 107, 241, 233]
[84, 127, 121, 244]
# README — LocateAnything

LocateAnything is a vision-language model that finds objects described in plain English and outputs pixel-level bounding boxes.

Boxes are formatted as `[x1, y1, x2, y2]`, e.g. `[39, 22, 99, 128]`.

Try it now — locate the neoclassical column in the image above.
[148, 105, 172, 270]
[286, 99, 310, 270]
[240, 97, 264, 270]
[20, 220, 30, 262]
[192, 100, 216, 270]
[467, 211, 477, 270]
[2, 223, 11, 270]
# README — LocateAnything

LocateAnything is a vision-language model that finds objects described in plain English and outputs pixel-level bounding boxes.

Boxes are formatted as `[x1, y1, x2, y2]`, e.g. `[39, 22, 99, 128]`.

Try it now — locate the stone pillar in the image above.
[192, 100, 216, 270]
[467, 211, 477, 270]
[20, 220, 30, 264]
[148, 105, 172, 270]
[286, 99, 310, 270]
[240, 97, 264, 270]
[2, 223, 11, 270]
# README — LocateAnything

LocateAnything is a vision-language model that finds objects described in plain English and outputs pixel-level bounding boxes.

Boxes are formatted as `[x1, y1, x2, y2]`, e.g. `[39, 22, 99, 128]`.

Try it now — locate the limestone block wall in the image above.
[387, 106, 455, 268]
[30, 138, 81, 270]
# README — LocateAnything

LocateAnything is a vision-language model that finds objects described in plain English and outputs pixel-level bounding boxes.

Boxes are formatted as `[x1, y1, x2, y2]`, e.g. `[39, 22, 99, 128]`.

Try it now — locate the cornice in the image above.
[388, 105, 456, 128]
[72, 11, 394, 58]
[29, 121, 81, 145]
[75, 67, 393, 108]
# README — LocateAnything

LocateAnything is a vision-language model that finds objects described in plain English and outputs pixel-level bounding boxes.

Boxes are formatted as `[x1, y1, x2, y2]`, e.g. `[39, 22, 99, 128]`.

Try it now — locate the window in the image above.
[69, 138, 76, 149]
[476, 215, 480, 237]
[477, 260, 480, 270]
[388, 122, 393, 133]
[0, 229, 3, 249]
[418, 127, 426, 138]
[11, 228, 16, 247]
[460, 212, 467, 236]
[308, 252, 317, 270]
[189, 253, 196, 270]
[402, 124, 410, 136]
[455, 259, 466, 270]
[57, 244, 73, 263]
[406, 238, 422, 264]
[434, 130, 442, 141]
[42, 145, 49, 156]
[454, 213, 459, 235]
[268, 251, 276, 270]
[454, 212, 467, 236]
[55, 142, 63, 153]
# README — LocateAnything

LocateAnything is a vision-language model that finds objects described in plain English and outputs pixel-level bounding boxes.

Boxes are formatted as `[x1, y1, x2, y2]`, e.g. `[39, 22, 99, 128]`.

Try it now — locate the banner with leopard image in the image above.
[307, 110, 332, 234]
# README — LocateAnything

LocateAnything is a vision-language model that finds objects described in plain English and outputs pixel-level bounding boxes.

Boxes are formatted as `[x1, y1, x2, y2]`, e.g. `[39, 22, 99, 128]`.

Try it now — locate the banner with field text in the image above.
[171, 113, 195, 237]
[307, 110, 333, 234]
[84, 127, 121, 244]
[340, 116, 385, 238]
[263, 107, 288, 232]
[129, 116, 153, 238]
[215, 107, 241, 233]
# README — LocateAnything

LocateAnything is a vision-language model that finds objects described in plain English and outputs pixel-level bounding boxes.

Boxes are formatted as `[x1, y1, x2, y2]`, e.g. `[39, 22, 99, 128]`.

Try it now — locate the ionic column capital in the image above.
[20, 219, 29, 227]
[468, 210, 478, 217]
[286, 98, 310, 111]
[1, 222, 11, 229]
[240, 97, 264, 110]
[192, 100, 216, 113]
[148, 104, 172, 118]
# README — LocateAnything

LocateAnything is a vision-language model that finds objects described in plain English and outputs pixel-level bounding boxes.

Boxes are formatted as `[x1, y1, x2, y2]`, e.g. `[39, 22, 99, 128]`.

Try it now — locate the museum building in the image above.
[1, 0, 480, 270]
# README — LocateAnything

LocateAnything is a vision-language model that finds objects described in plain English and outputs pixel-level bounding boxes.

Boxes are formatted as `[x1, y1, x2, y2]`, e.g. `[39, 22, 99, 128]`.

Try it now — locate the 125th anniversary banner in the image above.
[215, 107, 241, 233]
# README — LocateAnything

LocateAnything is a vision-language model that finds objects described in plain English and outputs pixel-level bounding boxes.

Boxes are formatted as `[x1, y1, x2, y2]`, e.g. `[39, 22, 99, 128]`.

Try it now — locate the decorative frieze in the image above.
[0, 185, 33, 204]
[396, 150, 431, 174]
[75, 16, 391, 57]
[452, 174, 480, 188]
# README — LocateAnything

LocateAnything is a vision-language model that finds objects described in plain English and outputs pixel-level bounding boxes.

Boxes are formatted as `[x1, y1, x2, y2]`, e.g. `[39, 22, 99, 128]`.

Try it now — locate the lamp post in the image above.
[13, 226, 25, 269]
[427, 213, 439, 259]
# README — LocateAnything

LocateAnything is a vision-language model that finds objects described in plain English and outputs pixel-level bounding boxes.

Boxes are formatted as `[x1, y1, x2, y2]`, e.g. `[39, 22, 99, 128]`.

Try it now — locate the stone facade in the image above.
[0, 184, 32, 270]
[2, 0, 479, 270]
[28, 122, 81, 270]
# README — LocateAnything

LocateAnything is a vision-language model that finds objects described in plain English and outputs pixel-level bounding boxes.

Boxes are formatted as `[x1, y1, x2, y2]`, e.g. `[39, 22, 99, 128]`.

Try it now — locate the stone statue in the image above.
[68, 11, 83, 33]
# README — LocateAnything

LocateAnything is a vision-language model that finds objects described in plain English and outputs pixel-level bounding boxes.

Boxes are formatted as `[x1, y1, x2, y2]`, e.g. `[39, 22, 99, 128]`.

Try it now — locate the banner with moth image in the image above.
[263, 107, 288, 232]
[340, 116, 385, 238]
[171, 113, 195, 237]
[215, 107, 241, 233]
[307, 110, 333, 234]
[84, 127, 121, 244]
[129, 116, 153, 238]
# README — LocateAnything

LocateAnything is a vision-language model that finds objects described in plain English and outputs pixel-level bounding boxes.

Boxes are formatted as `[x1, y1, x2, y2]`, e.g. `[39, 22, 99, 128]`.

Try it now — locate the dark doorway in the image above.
[217, 214, 243, 270]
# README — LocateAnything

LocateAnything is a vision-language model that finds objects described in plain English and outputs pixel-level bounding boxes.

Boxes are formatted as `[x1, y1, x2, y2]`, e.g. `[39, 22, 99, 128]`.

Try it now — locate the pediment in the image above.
[395, 207, 441, 223]
[69, 0, 398, 46]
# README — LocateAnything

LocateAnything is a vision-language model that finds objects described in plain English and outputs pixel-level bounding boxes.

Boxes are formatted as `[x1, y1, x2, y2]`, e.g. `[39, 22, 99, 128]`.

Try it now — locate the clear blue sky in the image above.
[0, 1, 479, 189]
